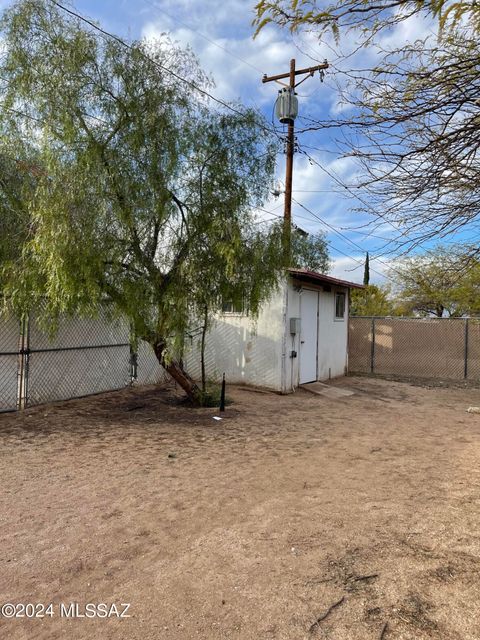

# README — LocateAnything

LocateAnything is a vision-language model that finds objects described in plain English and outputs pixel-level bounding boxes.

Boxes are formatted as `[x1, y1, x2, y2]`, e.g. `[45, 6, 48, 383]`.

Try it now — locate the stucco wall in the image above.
[185, 279, 349, 392]
[184, 284, 287, 391]
[317, 288, 349, 380]
[285, 285, 301, 390]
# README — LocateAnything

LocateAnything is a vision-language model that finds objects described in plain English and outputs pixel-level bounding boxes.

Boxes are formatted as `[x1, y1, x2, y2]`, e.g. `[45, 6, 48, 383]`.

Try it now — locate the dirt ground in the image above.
[0, 377, 480, 640]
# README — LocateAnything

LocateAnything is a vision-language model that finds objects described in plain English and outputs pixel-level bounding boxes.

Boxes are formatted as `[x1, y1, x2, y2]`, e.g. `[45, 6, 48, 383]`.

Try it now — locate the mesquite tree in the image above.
[0, 0, 284, 404]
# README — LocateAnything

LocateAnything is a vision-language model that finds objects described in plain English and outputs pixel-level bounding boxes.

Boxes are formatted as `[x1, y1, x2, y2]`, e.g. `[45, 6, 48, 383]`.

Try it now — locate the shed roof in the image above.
[288, 268, 364, 290]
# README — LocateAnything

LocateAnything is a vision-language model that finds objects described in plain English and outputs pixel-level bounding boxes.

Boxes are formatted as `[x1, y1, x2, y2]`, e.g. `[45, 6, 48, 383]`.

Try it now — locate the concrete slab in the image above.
[300, 381, 355, 398]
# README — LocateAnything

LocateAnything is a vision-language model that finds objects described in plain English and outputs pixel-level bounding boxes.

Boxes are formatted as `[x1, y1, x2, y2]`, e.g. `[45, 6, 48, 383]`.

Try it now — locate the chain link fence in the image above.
[0, 310, 166, 412]
[0, 316, 23, 412]
[349, 316, 480, 381]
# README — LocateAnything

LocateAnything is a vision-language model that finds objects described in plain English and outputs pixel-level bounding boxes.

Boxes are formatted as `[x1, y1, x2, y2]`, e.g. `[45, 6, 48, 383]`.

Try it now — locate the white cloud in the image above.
[142, 0, 248, 28]
[330, 254, 389, 285]
[377, 10, 437, 50]
[141, 17, 308, 103]
[136, 0, 434, 267]
[141, 9, 338, 106]
[330, 255, 364, 282]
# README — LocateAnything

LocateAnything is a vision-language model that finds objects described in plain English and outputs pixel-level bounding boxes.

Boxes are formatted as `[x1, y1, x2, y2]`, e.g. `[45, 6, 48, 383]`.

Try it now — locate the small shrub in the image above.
[199, 384, 231, 408]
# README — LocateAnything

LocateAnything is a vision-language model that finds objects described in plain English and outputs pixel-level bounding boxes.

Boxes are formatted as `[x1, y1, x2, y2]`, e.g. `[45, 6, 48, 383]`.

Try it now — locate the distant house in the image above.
[185, 268, 363, 393]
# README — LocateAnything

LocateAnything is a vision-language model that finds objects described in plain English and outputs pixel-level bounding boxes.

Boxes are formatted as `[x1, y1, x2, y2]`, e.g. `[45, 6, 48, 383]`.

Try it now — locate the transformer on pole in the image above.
[275, 87, 298, 124]
[262, 59, 329, 260]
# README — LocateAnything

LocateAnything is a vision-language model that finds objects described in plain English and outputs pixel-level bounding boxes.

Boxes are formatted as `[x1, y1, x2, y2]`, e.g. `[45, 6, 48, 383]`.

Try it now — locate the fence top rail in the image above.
[350, 315, 476, 320]
[28, 342, 131, 354]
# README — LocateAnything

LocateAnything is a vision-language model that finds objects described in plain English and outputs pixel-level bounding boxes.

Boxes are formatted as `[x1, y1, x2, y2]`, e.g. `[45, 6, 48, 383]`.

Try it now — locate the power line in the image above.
[49, 0, 281, 142]
[296, 146, 442, 262]
[293, 197, 367, 252]
[290, 197, 396, 282]
[298, 147, 404, 236]
[256, 204, 335, 228]
[292, 196, 426, 285]
[292, 189, 340, 193]
[2, 1, 279, 166]
[21, 2, 396, 285]
[296, 147, 440, 265]
[258, 195, 391, 280]
[257, 205, 387, 281]
[139, 0, 264, 74]
[137, 0, 282, 142]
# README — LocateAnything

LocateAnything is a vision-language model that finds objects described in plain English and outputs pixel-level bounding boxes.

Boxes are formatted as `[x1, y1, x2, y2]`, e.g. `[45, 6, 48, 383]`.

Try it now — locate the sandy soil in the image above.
[0, 377, 480, 640]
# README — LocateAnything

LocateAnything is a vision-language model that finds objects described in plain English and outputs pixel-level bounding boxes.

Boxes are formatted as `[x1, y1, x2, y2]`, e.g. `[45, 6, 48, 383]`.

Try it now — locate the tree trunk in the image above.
[153, 341, 203, 405]
[200, 304, 208, 393]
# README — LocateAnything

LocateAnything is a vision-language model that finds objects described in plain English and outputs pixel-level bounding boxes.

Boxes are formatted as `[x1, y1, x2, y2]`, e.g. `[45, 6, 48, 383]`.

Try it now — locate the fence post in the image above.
[23, 315, 30, 409]
[17, 314, 30, 410]
[371, 317, 376, 374]
[130, 346, 138, 384]
[16, 318, 24, 411]
[464, 317, 469, 379]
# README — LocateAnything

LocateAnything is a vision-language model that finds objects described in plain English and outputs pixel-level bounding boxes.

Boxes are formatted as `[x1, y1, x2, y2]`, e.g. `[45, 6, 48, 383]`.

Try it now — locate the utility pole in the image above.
[262, 59, 329, 260]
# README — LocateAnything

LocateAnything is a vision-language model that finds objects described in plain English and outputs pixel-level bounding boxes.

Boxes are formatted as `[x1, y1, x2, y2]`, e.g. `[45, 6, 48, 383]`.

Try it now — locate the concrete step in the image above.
[300, 381, 355, 398]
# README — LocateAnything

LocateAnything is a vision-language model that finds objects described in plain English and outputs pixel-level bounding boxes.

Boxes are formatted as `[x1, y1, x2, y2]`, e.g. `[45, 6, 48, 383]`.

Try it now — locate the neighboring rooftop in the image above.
[288, 268, 364, 290]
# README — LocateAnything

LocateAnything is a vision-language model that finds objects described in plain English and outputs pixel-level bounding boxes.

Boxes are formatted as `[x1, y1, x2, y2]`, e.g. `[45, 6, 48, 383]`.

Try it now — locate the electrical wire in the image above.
[296, 145, 456, 261]
[22, 2, 399, 285]
[49, 0, 282, 143]
[255, 205, 385, 281]
[291, 198, 393, 282]
[297, 147, 404, 235]
[295, 146, 441, 264]
[138, 0, 264, 74]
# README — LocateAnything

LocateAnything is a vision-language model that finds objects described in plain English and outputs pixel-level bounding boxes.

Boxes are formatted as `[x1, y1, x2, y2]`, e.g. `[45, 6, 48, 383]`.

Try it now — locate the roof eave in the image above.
[288, 268, 364, 290]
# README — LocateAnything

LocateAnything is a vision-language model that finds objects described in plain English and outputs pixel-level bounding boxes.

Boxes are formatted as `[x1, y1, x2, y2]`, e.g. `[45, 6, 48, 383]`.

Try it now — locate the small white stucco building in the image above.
[185, 268, 363, 393]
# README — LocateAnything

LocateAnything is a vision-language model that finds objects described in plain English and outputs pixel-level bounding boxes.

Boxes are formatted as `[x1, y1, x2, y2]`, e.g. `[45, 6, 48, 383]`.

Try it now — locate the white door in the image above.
[300, 289, 318, 384]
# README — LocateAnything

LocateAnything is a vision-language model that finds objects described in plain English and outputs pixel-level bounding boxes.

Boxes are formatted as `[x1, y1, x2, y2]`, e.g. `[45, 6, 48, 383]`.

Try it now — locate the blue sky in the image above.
[2, 0, 445, 284]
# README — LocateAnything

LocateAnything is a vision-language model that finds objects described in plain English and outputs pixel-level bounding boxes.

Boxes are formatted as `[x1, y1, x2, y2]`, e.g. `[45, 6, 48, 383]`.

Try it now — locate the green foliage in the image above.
[350, 284, 395, 317]
[290, 229, 330, 273]
[0, 141, 41, 293]
[363, 252, 370, 286]
[0, 0, 285, 401]
[253, 0, 480, 39]
[196, 383, 231, 408]
[390, 247, 480, 317]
